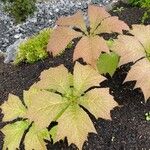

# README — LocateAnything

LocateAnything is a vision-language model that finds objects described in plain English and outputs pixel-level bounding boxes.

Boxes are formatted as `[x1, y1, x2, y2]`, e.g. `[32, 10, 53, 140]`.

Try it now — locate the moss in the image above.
[14, 28, 53, 64]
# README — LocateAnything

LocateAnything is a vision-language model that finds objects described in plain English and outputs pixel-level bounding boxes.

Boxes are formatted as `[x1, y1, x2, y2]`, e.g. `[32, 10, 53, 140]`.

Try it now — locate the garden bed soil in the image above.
[0, 2, 150, 150]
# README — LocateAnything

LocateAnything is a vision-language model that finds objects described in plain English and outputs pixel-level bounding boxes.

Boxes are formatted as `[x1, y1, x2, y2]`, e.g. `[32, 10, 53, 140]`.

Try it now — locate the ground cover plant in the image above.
[14, 28, 53, 64]
[0, 62, 118, 149]
[47, 5, 129, 67]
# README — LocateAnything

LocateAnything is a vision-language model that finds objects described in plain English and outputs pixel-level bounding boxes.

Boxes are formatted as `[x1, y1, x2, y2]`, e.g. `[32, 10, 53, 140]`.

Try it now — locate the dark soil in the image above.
[0, 2, 150, 150]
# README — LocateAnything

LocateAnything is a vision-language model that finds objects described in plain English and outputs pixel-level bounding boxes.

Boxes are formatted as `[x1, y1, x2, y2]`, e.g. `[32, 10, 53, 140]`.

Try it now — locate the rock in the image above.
[4, 38, 25, 63]
[14, 34, 22, 39]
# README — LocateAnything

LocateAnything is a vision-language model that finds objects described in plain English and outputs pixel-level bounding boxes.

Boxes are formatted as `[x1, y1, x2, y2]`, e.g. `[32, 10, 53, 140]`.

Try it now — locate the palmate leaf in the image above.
[32, 62, 118, 149]
[112, 25, 150, 101]
[47, 5, 129, 67]
[1, 62, 118, 150]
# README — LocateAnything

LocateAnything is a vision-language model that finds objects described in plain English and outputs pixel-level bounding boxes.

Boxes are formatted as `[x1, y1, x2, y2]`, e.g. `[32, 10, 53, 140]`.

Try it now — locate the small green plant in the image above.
[113, 7, 124, 13]
[128, 0, 150, 23]
[145, 112, 150, 121]
[0, 62, 118, 149]
[97, 51, 119, 76]
[97, 39, 119, 77]
[14, 28, 52, 64]
[3, 0, 36, 23]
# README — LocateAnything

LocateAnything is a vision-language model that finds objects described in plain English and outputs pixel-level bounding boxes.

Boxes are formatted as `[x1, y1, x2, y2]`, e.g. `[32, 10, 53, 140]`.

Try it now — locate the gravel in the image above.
[0, 0, 118, 53]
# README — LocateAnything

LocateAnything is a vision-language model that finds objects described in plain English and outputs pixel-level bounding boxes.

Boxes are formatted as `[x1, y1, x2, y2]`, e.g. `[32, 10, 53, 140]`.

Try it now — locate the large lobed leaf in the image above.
[112, 25, 150, 101]
[32, 62, 118, 149]
[47, 5, 129, 67]
[1, 62, 118, 150]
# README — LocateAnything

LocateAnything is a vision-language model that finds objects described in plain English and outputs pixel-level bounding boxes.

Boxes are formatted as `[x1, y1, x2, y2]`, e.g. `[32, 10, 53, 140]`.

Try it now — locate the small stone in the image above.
[14, 34, 22, 39]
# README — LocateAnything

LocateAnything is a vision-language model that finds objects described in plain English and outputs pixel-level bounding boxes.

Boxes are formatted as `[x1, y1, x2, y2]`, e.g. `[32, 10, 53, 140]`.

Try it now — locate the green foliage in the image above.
[145, 112, 150, 121]
[14, 28, 52, 64]
[128, 0, 150, 23]
[97, 52, 119, 76]
[97, 39, 119, 76]
[3, 0, 36, 23]
[128, 0, 141, 6]
[113, 7, 124, 13]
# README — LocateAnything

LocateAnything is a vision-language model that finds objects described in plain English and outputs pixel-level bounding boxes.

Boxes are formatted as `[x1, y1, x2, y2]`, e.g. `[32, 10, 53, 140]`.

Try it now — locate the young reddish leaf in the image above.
[0, 94, 27, 122]
[55, 104, 96, 150]
[88, 5, 110, 33]
[24, 123, 50, 150]
[73, 62, 105, 96]
[26, 90, 69, 129]
[130, 25, 150, 51]
[73, 36, 109, 67]
[47, 27, 82, 56]
[1, 121, 29, 150]
[56, 11, 86, 31]
[32, 65, 71, 94]
[125, 58, 150, 101]
[79, 88, 118, 120]
[47, 5, 129, 67]
[111, 35, 146, 66]
[95, 16, 129, 34]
